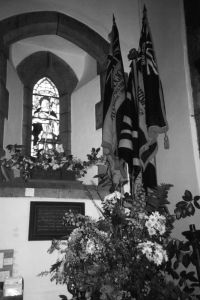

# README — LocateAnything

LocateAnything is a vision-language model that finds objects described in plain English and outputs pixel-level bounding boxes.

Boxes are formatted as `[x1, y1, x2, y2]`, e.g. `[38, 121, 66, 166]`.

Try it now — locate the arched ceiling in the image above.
[10, 35, 88, 82]
[0, 11, 109, 87]
[17, 51, 78, 93]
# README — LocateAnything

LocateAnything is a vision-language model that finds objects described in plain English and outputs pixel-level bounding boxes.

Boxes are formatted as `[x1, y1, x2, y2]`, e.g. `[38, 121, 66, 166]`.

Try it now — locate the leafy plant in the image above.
[174, 190, 200, 219]
[0, 145, 103, 182]
[31, 146, 200, 299]
[164, 189, 200, 298]
[39, 184, 200, 300]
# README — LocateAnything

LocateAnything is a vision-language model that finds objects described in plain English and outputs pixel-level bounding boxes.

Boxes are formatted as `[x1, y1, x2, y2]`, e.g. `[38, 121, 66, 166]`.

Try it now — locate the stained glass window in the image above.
[31, 77, 60, 156]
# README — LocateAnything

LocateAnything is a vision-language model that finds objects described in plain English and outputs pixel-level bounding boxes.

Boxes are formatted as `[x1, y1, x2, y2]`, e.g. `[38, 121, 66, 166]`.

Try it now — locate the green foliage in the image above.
[39, 184, 200, 300]
[0, 145, 103, 182]
[145, 183, 172, 213]
[174, 190, 200, 219]
[33, 147, 200, 299]
[162, 189, 200, 299]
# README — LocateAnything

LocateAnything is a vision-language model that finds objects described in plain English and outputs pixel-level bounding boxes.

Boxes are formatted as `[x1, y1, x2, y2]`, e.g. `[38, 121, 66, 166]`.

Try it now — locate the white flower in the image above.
[137, 241, 168, 266]
[156, 224, 166, 235]
[67, 165, 73, 171]
[141, 245, 152, 256]
[145, 220, 154, 228]
[86, 239, 96, 254]
[147, 227, 156, 236]
[52, 163, 60, 170]
[148, 215, 157, 226]
[104, 191, 121, 202]
[145, 212, 166, 236]
[153, 249, 164, 266]
[138, 241, 153, 254]
[68, 227, 83, 243]
[153, 244, 168, 266]
[56, 144, 64, 153]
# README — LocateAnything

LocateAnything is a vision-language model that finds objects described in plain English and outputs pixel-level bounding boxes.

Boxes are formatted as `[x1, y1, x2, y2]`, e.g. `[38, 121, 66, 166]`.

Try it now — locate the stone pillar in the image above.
[0, 42, 9, 157]
[22, 86, 33, 155]
[59, 93, 71, 156]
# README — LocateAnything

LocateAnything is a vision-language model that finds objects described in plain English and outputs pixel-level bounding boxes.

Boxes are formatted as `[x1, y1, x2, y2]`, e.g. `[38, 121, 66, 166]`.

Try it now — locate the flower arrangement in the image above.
[0, 145, 102, 182]
[40, 183, 200, 300]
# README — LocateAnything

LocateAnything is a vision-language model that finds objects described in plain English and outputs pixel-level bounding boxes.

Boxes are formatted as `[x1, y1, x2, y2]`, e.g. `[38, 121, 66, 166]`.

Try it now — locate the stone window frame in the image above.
[17, 51, 78, 156]
[0, 11, 109, 156]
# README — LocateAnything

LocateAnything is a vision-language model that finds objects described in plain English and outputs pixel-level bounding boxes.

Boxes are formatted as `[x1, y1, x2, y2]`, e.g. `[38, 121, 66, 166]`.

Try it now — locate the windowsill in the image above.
[0, 179, 109, 200]
[0, 296, 23, 300]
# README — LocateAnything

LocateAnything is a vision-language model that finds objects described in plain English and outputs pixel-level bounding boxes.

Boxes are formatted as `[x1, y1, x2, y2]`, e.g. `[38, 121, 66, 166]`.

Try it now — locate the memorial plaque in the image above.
[28, 201, 85, 241]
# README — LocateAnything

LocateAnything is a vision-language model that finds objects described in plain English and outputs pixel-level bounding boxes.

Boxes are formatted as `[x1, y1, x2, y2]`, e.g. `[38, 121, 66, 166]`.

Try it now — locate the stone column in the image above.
[0, 42, 9, 157]
[22, 86, 33, 155]
[59, 93, 71, 156]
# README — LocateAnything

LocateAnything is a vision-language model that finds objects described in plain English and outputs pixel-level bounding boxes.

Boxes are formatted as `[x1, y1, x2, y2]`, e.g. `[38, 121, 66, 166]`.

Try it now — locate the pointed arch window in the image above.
[31, 77, 60, 156]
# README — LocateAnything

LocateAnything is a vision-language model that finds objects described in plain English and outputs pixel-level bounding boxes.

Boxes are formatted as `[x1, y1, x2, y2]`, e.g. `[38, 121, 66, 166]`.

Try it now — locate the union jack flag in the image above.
[138, 6, 168, 188]
[118, 6, 168, 193]
[118, 53, 157, 193]
[102, 16, 126, 153]
[138, 6, 168, 145]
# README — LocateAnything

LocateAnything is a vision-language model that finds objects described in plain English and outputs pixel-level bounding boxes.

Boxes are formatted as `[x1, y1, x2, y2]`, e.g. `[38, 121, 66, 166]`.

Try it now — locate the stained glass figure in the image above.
[31, 77, 60, 156]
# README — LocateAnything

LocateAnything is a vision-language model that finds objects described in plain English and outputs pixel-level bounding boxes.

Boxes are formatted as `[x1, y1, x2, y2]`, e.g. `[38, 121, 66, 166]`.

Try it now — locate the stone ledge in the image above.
[0, 180, 108, 200]
[0, 178, 81, 188]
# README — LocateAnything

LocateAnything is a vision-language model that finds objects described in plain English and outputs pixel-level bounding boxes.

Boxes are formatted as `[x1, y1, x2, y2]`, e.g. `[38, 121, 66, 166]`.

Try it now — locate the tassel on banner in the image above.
[164, 133, 170, 149]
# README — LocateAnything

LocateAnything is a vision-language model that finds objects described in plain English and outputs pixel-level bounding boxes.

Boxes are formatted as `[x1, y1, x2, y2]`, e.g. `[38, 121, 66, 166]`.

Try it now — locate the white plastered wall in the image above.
[0, 196, 102, 300]
[71, 76, 102, 186]
[142, 0, 200, 238]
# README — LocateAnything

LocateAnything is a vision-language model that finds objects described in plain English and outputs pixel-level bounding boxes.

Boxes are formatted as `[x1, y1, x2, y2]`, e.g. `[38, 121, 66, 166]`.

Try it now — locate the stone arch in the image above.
[17, 51, 78, 155]
[0, 11, 109, 155]
[0, 11, 109, 70]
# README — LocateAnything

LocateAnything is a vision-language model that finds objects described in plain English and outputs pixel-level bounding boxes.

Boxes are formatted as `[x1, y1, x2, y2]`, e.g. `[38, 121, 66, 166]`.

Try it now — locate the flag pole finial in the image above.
[128, 48, 138, 61]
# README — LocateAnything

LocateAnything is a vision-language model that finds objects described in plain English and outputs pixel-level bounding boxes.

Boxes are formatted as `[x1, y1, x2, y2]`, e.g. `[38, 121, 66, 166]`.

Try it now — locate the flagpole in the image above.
[137, 0, 143, 31]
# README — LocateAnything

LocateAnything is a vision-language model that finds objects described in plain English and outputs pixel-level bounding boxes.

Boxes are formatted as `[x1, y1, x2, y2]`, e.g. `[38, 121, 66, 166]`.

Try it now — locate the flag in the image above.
[137, 6, 169, 189]
[102, 15, 127, 185]
[138, 6, 169, 161]
[118, 53, 156, 192]
[118, 50, 141, 192]
[118, 6, 169, 192]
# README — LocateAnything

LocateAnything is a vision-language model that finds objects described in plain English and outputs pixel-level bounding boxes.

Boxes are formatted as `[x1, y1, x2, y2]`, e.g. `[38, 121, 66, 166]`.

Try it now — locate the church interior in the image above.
[0, 0, 200, 299]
